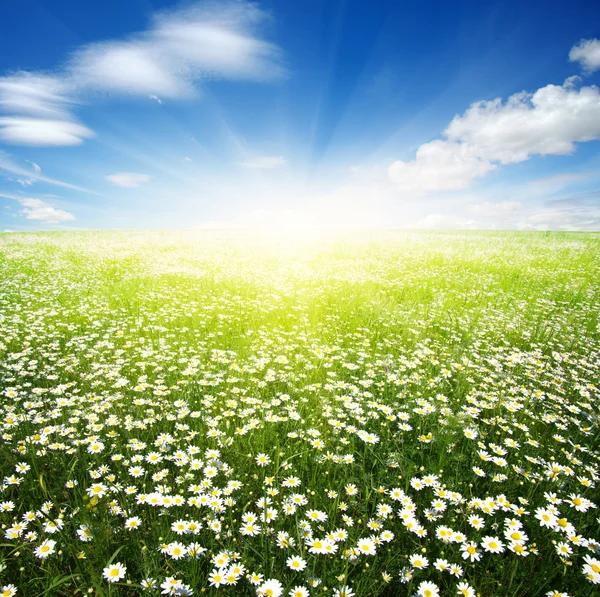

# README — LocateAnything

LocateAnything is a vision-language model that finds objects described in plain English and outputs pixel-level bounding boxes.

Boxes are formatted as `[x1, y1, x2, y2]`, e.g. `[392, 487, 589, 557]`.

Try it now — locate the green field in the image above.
[0, 230, 599, 597]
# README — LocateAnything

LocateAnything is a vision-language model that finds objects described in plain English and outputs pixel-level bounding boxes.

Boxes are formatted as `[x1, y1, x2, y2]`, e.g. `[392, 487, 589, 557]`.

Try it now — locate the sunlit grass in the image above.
[0, 229, 598, 597]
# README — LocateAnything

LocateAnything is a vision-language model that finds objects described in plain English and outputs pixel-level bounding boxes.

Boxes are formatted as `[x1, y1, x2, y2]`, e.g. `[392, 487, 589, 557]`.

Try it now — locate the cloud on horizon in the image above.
[17, 197, 75, 223]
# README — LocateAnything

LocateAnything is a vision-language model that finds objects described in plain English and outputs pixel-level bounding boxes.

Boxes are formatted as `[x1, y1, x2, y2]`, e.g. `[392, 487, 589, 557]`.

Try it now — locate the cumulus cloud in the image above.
[241, 155, 286, 169]
[569, 38, 600, 73]
[0, 1, 285, 146]
[389, 49, 600, 194]
[105, 172, 151, 188]
[444, 78, 600, 164]
[17, 197, 75, 223]
[388, 141, 495, 193]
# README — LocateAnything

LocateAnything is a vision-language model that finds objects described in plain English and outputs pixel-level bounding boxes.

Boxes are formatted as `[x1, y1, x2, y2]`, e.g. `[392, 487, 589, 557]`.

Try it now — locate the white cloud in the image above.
[569, 39, 600, 73]
[444, 79, 600, 164]
[0, 117, 93, 146]
[68, 3, 284, 98]
[241, 155, 286, 169]
[389, 73, 600, 193]
[0, 1, 285, 146]
[0, 74, 90, 147]
[105, 172, 151, 188]
[468, 200, 523, 217]
[17, 197, 75, 223]
[388, 141, 495, 193]
[71, 42, 185, 98]
[0, 74, 73, 118]
[523, 207, 600, 231]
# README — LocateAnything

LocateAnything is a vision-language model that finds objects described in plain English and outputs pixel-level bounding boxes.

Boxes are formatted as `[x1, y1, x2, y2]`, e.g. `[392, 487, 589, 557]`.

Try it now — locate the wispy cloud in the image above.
[0, 1, 286, 146]
[27, 160, 42, 174]
[105, 172, 151, 188]
[0, 74, 93, 146]
[0, 116, 94, 146]
[241, 155, 286, 169]
[0, 152, 98, 194]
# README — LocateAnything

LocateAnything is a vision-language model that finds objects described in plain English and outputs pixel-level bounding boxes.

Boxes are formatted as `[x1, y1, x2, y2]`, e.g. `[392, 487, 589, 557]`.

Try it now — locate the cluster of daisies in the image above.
[0, 231, 598, 596]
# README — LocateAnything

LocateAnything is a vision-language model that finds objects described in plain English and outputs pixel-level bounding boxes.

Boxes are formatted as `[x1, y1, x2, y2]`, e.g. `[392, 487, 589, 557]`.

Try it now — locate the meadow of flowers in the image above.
[0, 229, 599, 597]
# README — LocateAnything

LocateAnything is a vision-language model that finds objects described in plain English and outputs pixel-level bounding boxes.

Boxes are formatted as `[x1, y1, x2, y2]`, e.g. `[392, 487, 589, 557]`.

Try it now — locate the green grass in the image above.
[0, 229, 599, 597]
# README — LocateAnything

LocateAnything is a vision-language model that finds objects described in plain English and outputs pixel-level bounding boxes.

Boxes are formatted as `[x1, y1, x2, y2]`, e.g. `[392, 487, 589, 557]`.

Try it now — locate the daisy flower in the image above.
[456, 582, 475, 597]
[103, 562, 126, 583]
[34, 539, 56, 559]
[286, 556, 307, 571]
[258, 579, 284, 597]
[417, 581, 440, 597]
[481, 536, 504, 554]
[409, 554, 429, 569]
[461, 542, 482, 562]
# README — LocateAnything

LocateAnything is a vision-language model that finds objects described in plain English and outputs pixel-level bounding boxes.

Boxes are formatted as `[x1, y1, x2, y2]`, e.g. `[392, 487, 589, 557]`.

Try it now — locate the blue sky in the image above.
[1, 0, 600, 231]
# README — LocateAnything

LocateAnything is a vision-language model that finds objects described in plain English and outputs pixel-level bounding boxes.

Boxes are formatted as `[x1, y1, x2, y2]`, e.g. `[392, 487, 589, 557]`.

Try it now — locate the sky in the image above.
[1, 0, 600, 232]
